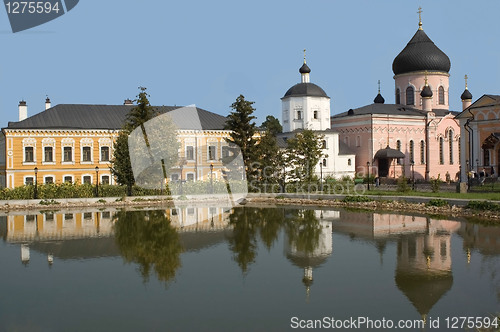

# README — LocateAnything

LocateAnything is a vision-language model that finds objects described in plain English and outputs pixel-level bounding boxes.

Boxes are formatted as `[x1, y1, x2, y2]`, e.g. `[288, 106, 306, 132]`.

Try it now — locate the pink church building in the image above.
[331, 15, 467, 182]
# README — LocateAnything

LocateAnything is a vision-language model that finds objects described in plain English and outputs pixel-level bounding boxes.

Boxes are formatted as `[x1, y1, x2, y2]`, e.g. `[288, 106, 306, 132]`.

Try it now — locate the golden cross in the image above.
[303, 49, 306, 63]
[378, 80, 381, 93]
[417, 7, 423, 29]
[464, 74, 468, 88]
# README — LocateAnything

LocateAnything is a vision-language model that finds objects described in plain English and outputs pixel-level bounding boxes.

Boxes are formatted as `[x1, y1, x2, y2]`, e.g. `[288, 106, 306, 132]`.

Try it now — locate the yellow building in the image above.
[0, 99, 232, 188]
[456, 94, 500, 182]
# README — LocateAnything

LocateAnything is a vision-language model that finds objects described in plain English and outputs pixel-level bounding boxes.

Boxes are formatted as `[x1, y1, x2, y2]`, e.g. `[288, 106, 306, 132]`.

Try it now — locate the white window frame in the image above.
[186, 172, 195, 181]
[63, 174, 74, 183]
[98, 138, 112, 164]
[208, 145, 217, 161]
[186, 145, 195, 161]
[24, 176, 34, 186]
[61, 138, 75, 165]
[100, 174, 111, 185]
[22, 138, 36, 165]
[43, 175, 55, 184]
[82, 174, 93, 185]
[42, 138, 56, 165]
[80, 138, 94, 164]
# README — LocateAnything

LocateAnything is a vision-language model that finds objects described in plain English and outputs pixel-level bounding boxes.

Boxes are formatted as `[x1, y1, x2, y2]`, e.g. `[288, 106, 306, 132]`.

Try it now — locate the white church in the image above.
[277, 55, 356, 179]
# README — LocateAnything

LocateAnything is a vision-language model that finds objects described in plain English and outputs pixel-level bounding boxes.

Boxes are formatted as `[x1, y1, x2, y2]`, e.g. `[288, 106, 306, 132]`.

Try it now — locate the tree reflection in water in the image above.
[284, 209, 322, 254]
[114, 210, 183, 284]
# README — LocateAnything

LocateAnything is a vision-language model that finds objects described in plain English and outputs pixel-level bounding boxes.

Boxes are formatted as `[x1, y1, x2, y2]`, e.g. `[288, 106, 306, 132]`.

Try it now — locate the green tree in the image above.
[114, 210, 183, 284]
[261, 115, 282, 135]
[253, 130, 283, 189]
[286, 130, 324, 184]
[224, 95, 258, 181]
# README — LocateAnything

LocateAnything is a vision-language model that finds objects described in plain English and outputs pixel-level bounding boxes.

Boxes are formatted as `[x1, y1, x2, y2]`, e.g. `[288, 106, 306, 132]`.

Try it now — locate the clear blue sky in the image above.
[1, 0, 499, 126]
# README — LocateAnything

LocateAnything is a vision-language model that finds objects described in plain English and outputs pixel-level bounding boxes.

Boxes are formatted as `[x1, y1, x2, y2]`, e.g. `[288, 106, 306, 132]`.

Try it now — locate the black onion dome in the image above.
[461, 88, 472, 100]
[420, 85, 433, 98]
[374, 93, 385, 104]
[299, 63, 311, 74]
[392, 29, 451, 75]
[283, 83, 329, 98]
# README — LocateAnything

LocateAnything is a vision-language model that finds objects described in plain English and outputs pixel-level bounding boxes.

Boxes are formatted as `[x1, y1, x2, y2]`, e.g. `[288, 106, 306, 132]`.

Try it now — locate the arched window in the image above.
[396, 140, 402, 165]
[322, 140, 327, 149]
[420, 140, 425, 164]
[439, 137, 444, 165]
[448, 129, 454, 164]
[409, 140, 414, 163]
[396, 88, 401, 104]
[458, 137, 461, 164]
[439, 86, 445, 105]
[406, 86, 414, 105]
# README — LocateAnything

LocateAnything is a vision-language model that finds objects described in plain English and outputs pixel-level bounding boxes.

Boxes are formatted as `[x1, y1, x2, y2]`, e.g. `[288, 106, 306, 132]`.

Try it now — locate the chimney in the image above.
[124, 99, 133, 105]
[18, 100, 27, 121]
[45, 97, 51, 110]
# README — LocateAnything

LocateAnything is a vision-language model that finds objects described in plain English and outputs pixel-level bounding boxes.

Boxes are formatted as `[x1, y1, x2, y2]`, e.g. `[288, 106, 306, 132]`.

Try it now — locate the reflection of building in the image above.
[331, 14, 462, 181]
[2, 206, 234, 265]
[284, 217, 333, 300]
[0, 100, 231, 188]
[332, 209, 461, 318]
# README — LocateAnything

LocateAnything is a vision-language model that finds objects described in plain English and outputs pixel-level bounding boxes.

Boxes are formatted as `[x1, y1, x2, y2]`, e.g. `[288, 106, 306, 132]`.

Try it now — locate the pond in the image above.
[0, 205, 499, 331]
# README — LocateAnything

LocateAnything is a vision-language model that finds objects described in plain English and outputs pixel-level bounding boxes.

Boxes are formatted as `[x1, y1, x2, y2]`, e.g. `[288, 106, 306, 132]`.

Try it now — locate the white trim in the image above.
[81, 174, 93, 185]
[23, 175, 35, 185]
[43, 175, 55, 184]
[63, 174, 74, 183]
[100, 174, 111, 185]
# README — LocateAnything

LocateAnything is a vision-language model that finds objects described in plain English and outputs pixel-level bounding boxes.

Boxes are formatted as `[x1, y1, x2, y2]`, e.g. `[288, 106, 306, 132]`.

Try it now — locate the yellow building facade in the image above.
[0, 101, 233, 189]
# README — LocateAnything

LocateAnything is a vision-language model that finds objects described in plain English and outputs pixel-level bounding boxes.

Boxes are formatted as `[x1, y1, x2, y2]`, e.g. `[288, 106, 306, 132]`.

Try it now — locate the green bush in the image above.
[397, 176, 410, 192]
[342, 195, 373, 203]
[430, 174, 442, 193]
[465, 200, 500, 211]
[426, 199, 449, 207]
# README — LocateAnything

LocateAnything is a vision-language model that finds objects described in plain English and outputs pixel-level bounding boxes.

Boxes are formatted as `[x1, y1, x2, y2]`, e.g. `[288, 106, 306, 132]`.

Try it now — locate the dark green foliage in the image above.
[224, 95, 258, 181]
[465, 200, 500, 211]
[342, 195, 373, 203]
[111, 87, 157, 195]
[426, 199, 449, 207]
[430, 174, 442, 193]
[286, 129, 324, 183]
[397, 176, 410, 192]
[114, 210, 183, 283]
[253, 131, 283, 186]
[261, 115, 282, 135]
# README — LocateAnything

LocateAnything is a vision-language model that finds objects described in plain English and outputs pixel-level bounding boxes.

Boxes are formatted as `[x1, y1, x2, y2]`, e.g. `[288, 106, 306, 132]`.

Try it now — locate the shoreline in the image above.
[0, 194, 498, 222]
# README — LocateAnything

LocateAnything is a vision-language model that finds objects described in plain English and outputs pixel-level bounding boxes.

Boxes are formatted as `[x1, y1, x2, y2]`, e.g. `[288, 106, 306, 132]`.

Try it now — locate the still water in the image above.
[0, 205, 499, 331]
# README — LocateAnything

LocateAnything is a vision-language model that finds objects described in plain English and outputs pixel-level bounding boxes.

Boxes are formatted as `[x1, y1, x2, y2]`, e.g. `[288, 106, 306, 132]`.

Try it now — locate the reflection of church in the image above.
[284, 210, 335, 300]
[331, 210, 461, 318]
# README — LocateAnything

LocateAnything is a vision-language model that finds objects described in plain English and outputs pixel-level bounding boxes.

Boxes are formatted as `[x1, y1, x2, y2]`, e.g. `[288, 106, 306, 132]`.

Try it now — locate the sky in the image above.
[1, 0, 499, 127]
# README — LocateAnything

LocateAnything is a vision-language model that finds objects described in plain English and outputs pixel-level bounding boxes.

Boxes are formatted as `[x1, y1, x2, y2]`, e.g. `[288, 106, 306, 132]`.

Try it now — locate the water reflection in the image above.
[1, 206, 500, 325]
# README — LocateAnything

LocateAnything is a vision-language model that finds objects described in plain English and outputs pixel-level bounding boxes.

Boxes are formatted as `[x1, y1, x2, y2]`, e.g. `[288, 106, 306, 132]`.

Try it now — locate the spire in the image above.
[461, 74, 472, 101]
[374, 80, 385, 104]
[417, 7, 423, 30]
[299, 49, 311, 82]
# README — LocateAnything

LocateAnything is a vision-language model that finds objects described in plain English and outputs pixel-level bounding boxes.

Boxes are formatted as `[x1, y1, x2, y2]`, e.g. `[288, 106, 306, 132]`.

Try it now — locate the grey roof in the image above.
[283, 82, 329, 98]
[374, 146, 405, 159]
[5, 104, 228, 131]
[392, 28, 451, 75]
[332, 103, 458, 118]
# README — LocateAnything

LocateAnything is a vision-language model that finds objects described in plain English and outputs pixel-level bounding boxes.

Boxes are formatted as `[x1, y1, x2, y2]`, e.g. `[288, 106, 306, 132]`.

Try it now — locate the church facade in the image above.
[331, 16, 464, 181]
[278, 57, 356, 180]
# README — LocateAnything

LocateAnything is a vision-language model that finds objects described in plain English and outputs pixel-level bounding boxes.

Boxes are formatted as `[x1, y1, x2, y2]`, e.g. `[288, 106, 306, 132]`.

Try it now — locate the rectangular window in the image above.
[186, 146, 194, 160]
[83, 176, 91, 184]
[44, 146, 53, 162]
[64, 176, 73, 183]
[187, 173, 195, 181]
[101, 175, 110, 185]
[25, 177, 34, 185]
[208, 145, 216, 160]
[100, 146, 110, 161]
[296, 111, 302, 120]
[45, 176, 54, 184]
[313, 111, 318, 119]
[84, 212, 93, 220]
[101, 211, 111, 219]
[63, 147, 72, 162]
[396, 140, 402, 165]
[222, 146, 230, 158]
[171, 174, 179, 181]
[420, 140, 425, 164]
[25, 147, 34, 162]
[82, 146, 91, 162]
[45, 213, 54, 222]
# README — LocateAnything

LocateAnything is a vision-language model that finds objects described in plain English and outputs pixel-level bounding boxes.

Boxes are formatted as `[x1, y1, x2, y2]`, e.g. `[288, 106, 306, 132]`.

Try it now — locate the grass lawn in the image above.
[364, 189, 500, 201]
